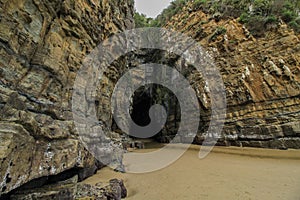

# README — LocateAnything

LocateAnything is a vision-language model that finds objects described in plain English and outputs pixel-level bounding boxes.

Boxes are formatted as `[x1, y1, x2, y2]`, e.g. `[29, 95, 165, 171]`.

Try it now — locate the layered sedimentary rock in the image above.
[156, 5, 300, 149]
[10, 176, 127, 200]
[0, 0, 134, 196]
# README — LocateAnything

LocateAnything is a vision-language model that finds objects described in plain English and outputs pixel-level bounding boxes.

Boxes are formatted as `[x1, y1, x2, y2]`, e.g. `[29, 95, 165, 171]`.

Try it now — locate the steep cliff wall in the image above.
[154, 4, 300, 149]
[0, 0, 134, 195]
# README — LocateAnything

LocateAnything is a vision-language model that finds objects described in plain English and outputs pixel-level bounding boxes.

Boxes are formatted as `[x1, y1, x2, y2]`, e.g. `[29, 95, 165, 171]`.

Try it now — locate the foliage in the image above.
[239, 12, 250, 23]
[244, 0, 300, 35]
[216, 26, 227, 34]
[134, 0, 189, 27]
[135, 0, 300, 34]
[209, 26, 227, 41]
[289, 20, 300, 32]
[134, 12, 159, 28]
[189, 0, 300, 35]
[156, 0, 189, 26]
[265, 15, 278, 24]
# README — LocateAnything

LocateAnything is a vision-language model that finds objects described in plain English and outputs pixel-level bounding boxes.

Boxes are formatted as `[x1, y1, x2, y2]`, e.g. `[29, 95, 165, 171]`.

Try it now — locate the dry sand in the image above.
[83, 144, 300, 200]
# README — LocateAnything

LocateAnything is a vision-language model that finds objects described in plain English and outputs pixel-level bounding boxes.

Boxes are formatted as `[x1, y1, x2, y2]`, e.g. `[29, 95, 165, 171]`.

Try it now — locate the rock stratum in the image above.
[0, 0, 134, 197]
[1, 0, 300, 198]
[154, 3, 300, 149]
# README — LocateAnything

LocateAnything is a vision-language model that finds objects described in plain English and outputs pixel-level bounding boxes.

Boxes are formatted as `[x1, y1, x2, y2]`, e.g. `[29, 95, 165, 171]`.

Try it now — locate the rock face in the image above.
[10, 176, 127, 200]
[0, 0, 134, 196]
[156, 5, 300, 149]
[10, 175, 79, 200]
[1, 0, 299, 196]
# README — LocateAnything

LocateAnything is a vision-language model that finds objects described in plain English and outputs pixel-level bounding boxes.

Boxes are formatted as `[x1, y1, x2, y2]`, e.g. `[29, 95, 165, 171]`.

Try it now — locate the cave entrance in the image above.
[129, 85, 180, 141]
[130, 87, 152, 127]
[111, 84, 181, 142]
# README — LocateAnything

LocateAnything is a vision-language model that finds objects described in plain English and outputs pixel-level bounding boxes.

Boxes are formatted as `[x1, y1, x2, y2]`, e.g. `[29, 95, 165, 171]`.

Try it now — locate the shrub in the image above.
[281, 10, 296, 23]
[239, 12, 250, 23]
[216, 26, 227, 35]
[295, 17, 300, 25]
[253, 0, 272, 16]
[150, 0, 300, 34]
[134, 12, 159, 28]
[237, 0, 299, 35]
[289, 21, 300, 33]
[265, 15, 278, 24]
[209, 26, 227, 42]
[193, 0, 207, 10]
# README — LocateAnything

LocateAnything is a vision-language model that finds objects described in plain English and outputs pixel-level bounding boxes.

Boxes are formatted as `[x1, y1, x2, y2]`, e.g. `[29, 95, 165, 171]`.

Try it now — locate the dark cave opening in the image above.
[110, 82, 210, 144]
[130, 87, 152, 127]
[111, 84, 182, 141]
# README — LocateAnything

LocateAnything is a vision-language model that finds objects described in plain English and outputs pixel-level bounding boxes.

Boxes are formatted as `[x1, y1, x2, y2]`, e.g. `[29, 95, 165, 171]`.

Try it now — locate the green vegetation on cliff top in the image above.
[135, 0, 300, 35]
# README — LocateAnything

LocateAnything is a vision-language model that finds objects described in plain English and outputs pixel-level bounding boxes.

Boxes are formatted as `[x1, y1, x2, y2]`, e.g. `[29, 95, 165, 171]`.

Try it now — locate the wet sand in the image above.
[83, 145, 300, 200]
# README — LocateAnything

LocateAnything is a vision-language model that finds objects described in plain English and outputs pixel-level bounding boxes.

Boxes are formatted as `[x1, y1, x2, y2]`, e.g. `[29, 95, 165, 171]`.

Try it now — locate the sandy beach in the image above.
[83, 145, 300, 200]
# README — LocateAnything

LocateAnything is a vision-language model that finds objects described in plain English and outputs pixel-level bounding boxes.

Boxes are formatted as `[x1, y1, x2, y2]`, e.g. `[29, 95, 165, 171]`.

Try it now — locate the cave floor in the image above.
[83, 144, 300, 200]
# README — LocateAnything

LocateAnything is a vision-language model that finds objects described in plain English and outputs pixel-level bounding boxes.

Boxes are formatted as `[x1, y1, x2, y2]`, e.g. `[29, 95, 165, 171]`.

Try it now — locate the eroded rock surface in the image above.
[10, 175, 127, 200]
[0, 0, 134, 196]
[157, 5, 300, 149]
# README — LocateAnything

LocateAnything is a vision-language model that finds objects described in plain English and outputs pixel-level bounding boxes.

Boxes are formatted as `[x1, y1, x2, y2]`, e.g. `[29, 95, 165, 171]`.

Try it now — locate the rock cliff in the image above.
[155, 4, 300, 149]
[1, 0, 300, 197]
[0, 0, 134, 196]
